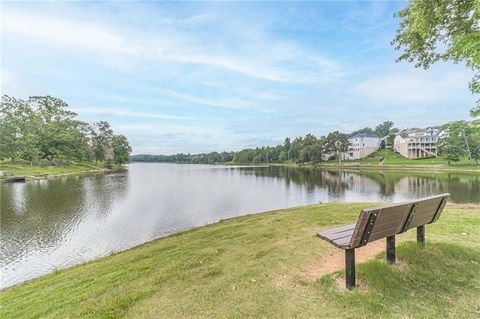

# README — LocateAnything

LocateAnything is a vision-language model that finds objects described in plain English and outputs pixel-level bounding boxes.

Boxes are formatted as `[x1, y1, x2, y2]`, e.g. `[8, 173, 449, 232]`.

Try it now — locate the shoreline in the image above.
[0, 164, 127, 182]
[129, 161, 480, 173]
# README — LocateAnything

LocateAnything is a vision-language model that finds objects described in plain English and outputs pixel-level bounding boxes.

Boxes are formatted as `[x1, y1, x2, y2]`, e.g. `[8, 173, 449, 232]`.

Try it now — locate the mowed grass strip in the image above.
[0, 162, 107, 179]
[1, 204, 479, 318]
[324, 149, 480, 170]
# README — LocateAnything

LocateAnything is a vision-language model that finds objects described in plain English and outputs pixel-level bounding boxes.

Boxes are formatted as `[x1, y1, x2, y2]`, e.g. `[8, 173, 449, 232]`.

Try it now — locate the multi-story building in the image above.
[345, 132, 380, 160]
[394, 128, 438, 159]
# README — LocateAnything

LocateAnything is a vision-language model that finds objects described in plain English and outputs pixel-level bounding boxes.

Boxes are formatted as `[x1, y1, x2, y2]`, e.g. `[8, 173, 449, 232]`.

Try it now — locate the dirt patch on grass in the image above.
[304, 240, 385, 281]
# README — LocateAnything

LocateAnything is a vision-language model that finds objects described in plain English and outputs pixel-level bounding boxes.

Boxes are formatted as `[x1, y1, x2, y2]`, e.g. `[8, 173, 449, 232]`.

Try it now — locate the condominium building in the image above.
[394, 128, 438, 159]
[345, 132, 380, 160]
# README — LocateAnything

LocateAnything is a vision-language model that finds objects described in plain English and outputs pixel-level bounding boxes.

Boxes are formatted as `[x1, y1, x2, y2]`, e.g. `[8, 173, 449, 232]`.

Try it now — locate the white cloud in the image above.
[71, 107, 193, 121]
[1, 7, 344, 84]
[1, 10, 140, 55]
[353, 67, 473, 104]
[1, 70, 16, 90]
[116, 123, 221, 137]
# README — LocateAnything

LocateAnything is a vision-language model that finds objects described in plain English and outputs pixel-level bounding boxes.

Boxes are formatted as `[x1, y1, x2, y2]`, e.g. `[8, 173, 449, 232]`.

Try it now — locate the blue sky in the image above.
[1, 1, 475, 154]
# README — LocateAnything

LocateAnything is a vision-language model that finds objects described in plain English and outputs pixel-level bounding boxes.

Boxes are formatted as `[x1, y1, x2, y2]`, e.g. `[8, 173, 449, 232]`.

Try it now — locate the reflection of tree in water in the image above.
[238, 167, 480, 203]
[394, 173, 480, 203]
[83, 172, 129, 219]
[0, 172, 128, 264]
[239, 166, 381, 198]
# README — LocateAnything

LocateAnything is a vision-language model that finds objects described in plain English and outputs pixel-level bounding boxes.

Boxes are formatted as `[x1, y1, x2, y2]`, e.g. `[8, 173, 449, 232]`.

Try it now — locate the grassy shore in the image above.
[0, 161, 120, 180]
[311, 149, 479, 172]
[1, 203, 479, 318]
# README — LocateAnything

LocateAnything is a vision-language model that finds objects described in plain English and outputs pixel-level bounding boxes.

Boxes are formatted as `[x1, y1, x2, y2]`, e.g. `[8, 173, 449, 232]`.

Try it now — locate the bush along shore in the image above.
[1, 203, 479, 318]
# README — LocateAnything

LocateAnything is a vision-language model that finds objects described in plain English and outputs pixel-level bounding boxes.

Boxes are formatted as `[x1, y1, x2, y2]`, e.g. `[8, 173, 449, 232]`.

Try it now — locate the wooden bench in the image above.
[317, 193, 450, 290]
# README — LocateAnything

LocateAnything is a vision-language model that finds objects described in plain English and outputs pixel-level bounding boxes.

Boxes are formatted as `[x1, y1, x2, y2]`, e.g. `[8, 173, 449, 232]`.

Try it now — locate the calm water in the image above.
[1, 163, 479, 288]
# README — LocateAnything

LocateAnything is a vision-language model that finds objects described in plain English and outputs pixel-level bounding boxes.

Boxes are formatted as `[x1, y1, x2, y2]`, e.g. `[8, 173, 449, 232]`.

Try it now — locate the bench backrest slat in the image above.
[348, 194, 449, 248]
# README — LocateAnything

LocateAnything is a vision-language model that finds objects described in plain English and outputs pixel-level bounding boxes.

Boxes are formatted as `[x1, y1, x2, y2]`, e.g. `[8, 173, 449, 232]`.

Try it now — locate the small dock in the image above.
[5, 176, 26, 183]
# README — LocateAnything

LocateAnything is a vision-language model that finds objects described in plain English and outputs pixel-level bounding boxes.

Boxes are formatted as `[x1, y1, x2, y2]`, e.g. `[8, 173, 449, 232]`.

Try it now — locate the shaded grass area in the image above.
[1, 204, 479, 318]
[0, 162, 110, 179]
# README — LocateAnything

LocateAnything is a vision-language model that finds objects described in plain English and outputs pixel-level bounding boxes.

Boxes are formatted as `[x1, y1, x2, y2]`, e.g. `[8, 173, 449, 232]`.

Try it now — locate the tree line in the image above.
[0, 95, 132, 166]
[131, 120, 480, 165]
[131, 121, 396, 164]
[438, 120, 480, 165]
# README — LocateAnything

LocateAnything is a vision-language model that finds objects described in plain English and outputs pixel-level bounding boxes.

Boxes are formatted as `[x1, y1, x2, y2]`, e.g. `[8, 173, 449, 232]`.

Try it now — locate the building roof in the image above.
[398, 128, 438, 138]
[350, 132, 379, 139]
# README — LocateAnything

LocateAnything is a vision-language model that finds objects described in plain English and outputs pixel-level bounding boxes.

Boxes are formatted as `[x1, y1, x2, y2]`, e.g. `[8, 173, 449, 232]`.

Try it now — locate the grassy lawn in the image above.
[0, 161, 110, 179]
[323, 149, 480, 171]
[1, 203, 479, 318]
[355, 149, 472, 165]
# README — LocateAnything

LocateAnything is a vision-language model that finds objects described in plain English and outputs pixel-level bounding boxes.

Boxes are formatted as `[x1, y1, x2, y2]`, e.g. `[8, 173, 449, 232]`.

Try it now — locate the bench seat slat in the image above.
[327, 229, 354, 241]
[319, 224, 356, 236]
[332, 236, 351, 248]
[318, 224, 356, 248]
[318, 224, 355, 239]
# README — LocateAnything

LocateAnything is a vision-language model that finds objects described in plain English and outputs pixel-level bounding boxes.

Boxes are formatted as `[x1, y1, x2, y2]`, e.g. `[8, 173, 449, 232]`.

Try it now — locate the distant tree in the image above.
[29, 96, 84, 165]
[470, 120, 480, 164]
[1, 94, 130, 166]
[348, 127, 374, 138]
[380, 140, 386, 149]
[0, 95, 36, 161]
[393, 0, 480, 117]
[91, 121, 113, 162]
[387, 128, 400, 147]
[297, 149, 308, 164]
[309, 143, 323, 164]
[111, 134, 132, 164]
[324, 131, 349, 156]
[374, 121, 394, 138]
[438, 121, 470, 165]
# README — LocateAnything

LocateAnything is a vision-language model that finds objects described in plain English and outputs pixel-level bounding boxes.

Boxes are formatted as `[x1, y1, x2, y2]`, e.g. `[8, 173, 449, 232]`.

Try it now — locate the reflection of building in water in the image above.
[342, 172, 382, 195]
[321, 170, 382, 198]
[242, 166, 479, 203]
[394, 176, 443, 199]
[394, 174, 480, 203]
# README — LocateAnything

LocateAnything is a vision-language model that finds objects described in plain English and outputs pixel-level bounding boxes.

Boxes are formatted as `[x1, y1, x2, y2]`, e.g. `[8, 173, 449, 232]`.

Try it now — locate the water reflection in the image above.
[1, 172, 127, 288]
[242, 166, 479, 203]
[1, 164, 478, 288]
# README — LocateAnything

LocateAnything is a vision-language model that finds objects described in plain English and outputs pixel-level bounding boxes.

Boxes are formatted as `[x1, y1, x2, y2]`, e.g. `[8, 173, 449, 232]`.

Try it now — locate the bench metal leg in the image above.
[345, 249, 355, 290]
[417, 225, 425, 246]
[386, 235, 395, 264]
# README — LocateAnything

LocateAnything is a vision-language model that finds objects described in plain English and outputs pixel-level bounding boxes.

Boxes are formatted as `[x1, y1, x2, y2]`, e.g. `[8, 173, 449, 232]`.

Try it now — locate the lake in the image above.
[1, 163, 479, 288]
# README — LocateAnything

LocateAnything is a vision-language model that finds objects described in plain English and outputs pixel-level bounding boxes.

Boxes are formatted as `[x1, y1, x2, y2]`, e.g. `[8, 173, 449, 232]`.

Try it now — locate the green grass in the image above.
[0, 161, 110, 179]
[324, 149, 480, 171]
[1, 203, 479, 318]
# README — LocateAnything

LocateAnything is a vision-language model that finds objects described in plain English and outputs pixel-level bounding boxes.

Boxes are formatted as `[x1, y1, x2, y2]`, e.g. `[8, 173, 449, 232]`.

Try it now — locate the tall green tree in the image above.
[374, 121, 394, 138]
[393, 0, 480, 117]
[470, 120, 480, 164]
[111, 134, 132, 164]
[324, 131, 349, 157]
[1, 94, 131, 166]
[0, 95, 36, 160]
[91, 121, 113, 162]
[29, 96, 88, 164]
[438, 121, 470, 164]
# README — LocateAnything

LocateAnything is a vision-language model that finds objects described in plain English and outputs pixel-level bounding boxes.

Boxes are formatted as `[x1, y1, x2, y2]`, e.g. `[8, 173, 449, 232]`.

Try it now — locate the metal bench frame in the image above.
[317, 193, 450, 290]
